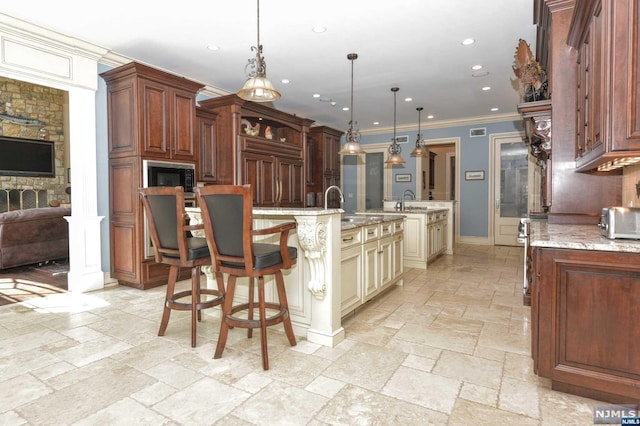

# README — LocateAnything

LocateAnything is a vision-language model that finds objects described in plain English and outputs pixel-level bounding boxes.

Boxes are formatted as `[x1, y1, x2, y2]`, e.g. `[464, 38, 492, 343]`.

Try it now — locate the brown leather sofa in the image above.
[0, 207, 70, 270]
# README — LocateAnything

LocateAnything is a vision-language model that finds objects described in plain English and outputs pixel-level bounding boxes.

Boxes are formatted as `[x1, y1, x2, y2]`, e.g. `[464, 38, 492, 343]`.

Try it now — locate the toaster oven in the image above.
[598, 207, 640, 239]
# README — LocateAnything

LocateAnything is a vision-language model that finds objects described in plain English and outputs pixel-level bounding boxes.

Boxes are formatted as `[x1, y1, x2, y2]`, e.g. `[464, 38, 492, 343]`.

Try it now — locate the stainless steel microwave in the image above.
[143, 160, 195, 194]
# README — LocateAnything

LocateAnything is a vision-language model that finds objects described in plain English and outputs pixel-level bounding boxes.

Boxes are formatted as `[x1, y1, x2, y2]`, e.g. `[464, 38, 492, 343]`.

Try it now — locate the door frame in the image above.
[421, 137, 460, 246]
[489, 131, 527, 246]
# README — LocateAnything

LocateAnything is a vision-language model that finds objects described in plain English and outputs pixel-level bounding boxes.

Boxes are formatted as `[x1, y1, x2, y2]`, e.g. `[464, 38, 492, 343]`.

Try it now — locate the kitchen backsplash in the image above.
[623, 163, 640, 207]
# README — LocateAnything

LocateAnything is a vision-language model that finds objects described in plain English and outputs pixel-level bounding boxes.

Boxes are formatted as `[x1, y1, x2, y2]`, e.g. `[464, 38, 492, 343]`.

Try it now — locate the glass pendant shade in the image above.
[339, 53, 366, 155]
[385, 87, 406, 164]
[237, 0, 281, 102]
[238, 74, 281, 102]
[410, 107, 428, 157]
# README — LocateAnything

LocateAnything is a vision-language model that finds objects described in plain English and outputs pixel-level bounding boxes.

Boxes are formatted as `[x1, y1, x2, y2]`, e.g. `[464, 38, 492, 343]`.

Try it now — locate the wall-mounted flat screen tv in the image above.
[0, 136, 55, 177]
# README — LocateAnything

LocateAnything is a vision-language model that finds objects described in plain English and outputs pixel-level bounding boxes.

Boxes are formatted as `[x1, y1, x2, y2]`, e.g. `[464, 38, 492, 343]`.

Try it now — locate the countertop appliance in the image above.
[598, 207, 640, 239]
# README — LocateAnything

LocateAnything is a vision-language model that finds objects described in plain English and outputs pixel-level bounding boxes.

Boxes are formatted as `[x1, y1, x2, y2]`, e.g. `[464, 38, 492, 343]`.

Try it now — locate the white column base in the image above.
[306, 326, 346, 347]
[65, 215, 104, 293]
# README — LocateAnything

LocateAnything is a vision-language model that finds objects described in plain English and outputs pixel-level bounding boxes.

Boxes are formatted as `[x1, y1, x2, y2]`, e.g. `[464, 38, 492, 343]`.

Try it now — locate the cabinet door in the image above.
[196, 111, 217, 182]
[171, 87, 197, 161]
[403, 215, 424, 260]
[379, 235, 394, 289]
[242, 152, 276, 206]
[323, 133, 341, 174]
[277, 157, 304, 207]
[362, 240, 379, 302]
[392, 232, 404, 280]
[139, 78, 169, 158]
[341, 244, 363, 316]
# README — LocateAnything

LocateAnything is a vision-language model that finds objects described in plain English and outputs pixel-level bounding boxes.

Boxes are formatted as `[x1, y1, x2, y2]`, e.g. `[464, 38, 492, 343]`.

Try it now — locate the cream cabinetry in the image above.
[402, 209, 448, 268]
[340, 218, 403, 316]
[427, 210, 448, 261]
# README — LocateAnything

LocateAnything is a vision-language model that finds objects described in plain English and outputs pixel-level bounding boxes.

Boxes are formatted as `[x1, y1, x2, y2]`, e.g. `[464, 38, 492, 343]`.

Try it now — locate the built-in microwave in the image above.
[143, 160, 195, 194]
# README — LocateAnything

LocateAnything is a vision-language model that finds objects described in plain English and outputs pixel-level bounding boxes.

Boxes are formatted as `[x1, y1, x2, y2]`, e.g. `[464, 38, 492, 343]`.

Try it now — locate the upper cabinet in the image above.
[308, 126, 343, 208]
[195, 107, 218, 183]
[569, 0, 640, 172]
[198, 94, 314, 206]
[101, 62, 204, 162]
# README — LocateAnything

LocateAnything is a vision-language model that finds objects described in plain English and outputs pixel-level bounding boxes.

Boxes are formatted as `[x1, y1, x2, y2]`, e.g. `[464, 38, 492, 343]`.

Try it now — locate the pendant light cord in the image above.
[256, 0, 261, 48]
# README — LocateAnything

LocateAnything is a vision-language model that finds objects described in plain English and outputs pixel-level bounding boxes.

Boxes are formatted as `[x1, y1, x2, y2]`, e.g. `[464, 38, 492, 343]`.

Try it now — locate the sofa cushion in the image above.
[0, 207, 71, 269]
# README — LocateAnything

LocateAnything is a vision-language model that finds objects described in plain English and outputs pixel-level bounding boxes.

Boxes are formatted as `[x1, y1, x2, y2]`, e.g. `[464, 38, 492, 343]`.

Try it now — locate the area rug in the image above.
[32, 260, 69, 276]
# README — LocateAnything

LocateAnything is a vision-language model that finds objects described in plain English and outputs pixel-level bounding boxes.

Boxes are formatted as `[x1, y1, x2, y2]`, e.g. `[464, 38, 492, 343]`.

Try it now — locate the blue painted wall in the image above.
[342, 120, 522, 238]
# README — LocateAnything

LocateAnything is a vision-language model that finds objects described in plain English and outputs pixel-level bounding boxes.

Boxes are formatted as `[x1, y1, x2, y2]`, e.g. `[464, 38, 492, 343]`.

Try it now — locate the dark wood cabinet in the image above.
[198, 94, 313, 207]
[569, 0, 640, 172]
[101, 62, 203, 289]
[196, 108, 218, 183]
[308, 126, 343, 208]
[532, 0, 621, 224]
[532, 246, 640, 404]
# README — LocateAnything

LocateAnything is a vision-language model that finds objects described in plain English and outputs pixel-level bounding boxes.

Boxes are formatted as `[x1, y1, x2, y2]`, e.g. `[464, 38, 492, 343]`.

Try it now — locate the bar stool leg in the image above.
[158, 265, 179, 337]
[214, 275, 236, 360]
[247, 278, 254, 338]
[190, 266, 200, 348]
[275, 270, 297, 346]
[258, 276, 269, 370]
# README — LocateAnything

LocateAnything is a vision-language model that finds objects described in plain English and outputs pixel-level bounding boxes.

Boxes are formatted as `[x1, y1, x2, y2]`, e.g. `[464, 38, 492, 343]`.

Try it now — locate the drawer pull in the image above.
[342, 236, 354, 243]
[382, 226, 389, 232]
[367, 231, 375, 236]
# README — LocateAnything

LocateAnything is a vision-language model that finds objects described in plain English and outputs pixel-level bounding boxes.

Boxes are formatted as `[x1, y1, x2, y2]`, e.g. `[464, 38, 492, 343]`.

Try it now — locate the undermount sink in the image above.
[341, 214, 385, 223]
[341, 215, 369, 223]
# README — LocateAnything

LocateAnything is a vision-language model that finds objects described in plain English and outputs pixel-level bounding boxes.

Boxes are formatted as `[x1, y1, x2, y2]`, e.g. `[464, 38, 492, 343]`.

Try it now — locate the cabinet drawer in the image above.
[379, 222, 393, 237]
[363, 224, 379, 242]
[393, 219, 404, 234]
[340, 228, 362, 249]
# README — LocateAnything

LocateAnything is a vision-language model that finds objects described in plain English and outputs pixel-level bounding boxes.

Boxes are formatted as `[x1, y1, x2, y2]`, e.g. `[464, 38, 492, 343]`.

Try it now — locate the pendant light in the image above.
[385, 87, 406, 164]
[410, 107, 429, 157]
[338, 53, 366, 155]
[237, 0, 281, 102]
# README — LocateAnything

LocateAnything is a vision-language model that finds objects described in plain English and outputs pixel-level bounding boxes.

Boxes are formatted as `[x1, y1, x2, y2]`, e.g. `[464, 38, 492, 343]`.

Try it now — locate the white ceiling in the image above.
[1, 0, 536, 134]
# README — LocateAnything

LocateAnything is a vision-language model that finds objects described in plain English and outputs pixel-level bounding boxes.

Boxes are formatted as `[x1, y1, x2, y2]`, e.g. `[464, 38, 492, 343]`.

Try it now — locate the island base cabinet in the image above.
[532, 247, 640, 404]
[340, 244, 363, 316]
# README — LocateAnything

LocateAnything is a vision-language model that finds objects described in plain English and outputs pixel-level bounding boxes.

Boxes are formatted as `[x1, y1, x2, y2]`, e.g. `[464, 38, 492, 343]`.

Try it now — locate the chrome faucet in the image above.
[324, 185, 344, 210]
[396, 189, 416, 211]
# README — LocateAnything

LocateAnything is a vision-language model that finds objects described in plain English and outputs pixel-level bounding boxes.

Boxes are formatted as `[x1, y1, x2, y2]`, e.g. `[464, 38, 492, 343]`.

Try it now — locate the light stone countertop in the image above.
[341, 213, 406, 231]
[530, 221, 640, 253]
[365, 208, 449, 215]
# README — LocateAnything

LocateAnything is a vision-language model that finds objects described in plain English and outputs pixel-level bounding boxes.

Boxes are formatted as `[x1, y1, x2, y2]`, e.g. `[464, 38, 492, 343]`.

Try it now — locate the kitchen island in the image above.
[530, 222, 640, 404]
[186, 207, 404, 348]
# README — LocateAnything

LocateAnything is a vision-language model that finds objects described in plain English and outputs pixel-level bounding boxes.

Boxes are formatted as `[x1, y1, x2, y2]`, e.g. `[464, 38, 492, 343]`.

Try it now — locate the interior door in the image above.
[494, 137, 529, 246]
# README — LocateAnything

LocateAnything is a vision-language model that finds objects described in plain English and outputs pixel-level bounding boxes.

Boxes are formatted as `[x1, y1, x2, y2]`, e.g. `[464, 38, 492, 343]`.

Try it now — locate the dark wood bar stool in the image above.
[139, 186, 224, 347]
[195, 184, 297, 370]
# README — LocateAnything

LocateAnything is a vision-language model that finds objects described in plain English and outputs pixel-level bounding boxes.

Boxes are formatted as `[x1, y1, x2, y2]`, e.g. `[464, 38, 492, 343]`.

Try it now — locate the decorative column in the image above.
[294, 212, 344, 347]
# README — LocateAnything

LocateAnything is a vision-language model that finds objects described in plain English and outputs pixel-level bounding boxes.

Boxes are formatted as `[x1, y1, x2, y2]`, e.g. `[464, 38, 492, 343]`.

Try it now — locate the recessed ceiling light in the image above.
[312, 25, 327, 33]
[461, 38, 475, 46]
[482, 86, 491, 91]
[281, 79, 290, 84]
[313, 93, 321, 98]
[373, 121, 380, 125]
[472, 64, 483, 70]
[342, 107, 349, 111]
[404, 97, 412, 102]
[472, 71, 490, 78]
[491, 107, 499, 112]
[427, 115, 434, 119]
[206, 45, 220, 51]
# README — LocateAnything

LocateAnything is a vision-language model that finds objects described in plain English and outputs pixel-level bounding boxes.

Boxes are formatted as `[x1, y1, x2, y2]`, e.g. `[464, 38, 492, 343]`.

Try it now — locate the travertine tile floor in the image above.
[0, 244, 603, 425]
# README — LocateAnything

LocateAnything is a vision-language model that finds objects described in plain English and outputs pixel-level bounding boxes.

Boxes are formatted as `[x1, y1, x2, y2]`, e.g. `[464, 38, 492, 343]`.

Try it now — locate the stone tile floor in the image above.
[0, 244, 603, 425]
